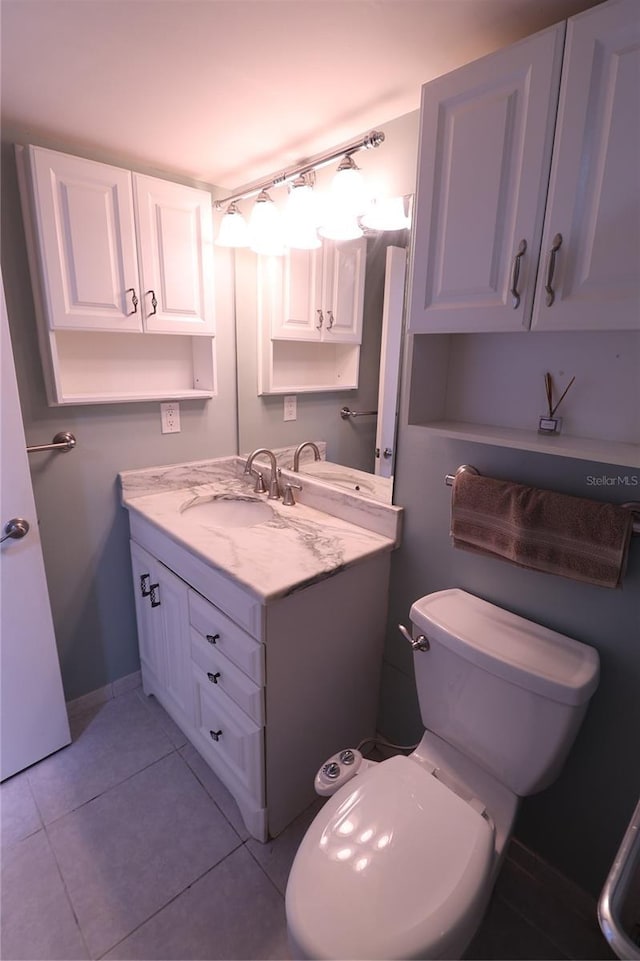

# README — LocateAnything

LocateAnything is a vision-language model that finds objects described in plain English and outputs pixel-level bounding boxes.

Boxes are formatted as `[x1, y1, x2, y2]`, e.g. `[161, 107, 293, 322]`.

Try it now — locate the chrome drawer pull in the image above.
[209, 729, 222, 742]
[206, 634, 219, 645]
[207, 671, 221, 685]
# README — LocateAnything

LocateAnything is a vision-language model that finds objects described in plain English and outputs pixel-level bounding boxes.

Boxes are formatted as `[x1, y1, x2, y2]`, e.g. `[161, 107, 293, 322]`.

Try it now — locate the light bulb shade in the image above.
[249, 190, 285, 255]
[318, 214, 364, 241]
[216, 202, 249, 247]
[284, 181, 321, 249]
[330, 155, 369, 217]
[361, 196, 411, 231]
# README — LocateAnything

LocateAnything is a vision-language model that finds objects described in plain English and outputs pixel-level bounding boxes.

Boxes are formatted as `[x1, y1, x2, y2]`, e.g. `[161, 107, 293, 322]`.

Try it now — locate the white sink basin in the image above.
[180, 495, 273, 529]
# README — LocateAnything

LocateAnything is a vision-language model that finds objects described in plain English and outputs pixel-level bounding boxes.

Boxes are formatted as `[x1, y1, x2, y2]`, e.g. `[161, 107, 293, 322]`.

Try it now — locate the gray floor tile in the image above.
[47, 752, 242, 959]
[27, 690, 174, 823]
[0, 829, 88, 960]
[104, 846, 290, 960]
[246, 797, 326, 895]
[180, 742, 250, 841]
[465, 893, 569, 960]
[1, 770, 42, 848]
[136, 689, 188, 749]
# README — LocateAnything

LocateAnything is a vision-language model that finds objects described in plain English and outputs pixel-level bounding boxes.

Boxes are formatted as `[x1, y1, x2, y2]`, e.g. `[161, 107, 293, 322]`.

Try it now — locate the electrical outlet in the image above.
[160, 402, 181, 433]
[284, 395, 297, 421]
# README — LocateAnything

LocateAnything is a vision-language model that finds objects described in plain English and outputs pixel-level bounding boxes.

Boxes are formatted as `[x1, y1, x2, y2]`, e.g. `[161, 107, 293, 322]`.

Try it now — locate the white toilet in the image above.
[285, 589, 600, 960]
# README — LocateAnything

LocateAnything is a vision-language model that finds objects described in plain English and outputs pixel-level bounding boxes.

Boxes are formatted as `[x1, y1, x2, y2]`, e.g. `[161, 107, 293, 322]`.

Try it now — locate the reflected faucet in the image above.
[244, 448, 281, 499]
[293, 441, 321, 472]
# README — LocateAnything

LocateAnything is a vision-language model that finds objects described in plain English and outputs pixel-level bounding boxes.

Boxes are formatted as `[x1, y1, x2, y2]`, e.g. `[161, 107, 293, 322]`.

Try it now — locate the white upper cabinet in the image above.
[409, 0, 640, 334]
[409, 24, 565, 334]
[25, 146, 215, 336]
[29, 147, 142, 332]
[266, 238, 366, 344]
[133, 174, 214, 335]
[532, 0, 640, 331]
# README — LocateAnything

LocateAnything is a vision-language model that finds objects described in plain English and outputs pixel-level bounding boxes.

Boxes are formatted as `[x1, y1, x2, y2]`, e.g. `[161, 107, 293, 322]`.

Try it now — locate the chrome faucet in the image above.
[293, 441, 321, 472]
[244, 448, 281, 499]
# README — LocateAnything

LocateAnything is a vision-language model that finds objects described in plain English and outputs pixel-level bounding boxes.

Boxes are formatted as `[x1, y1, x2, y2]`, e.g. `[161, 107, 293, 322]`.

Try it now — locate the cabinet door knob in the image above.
[209, 729, 222, 742]
[510, 239, 527, 309]
[544, 233, 563, 307]
[207, 671, 221, 684]
[126, 288, 139, 315]
[139, 573, 151, 597]
[206, 633, 219, 645]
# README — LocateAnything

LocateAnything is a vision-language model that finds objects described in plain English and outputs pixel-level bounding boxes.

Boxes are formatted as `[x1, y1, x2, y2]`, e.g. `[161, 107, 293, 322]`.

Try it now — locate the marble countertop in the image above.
[119, 456, 397, 602]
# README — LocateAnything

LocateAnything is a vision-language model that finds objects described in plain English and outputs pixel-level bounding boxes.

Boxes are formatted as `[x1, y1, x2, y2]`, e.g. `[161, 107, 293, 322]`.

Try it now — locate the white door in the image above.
[134, 174, 215, 335]
[532, 0, 640, 331]
[375, 247, 407, 478]
[28, 145, 142, 331]
[409, 23, 565, 333]
[323, 238, 366, 343]
[267, 247, 323, 341]
[1, 274, 70, 780]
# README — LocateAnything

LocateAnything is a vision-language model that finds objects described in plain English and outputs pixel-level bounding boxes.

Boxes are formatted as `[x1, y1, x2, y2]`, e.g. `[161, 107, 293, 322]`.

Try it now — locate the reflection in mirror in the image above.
[234, 227, 410, 506]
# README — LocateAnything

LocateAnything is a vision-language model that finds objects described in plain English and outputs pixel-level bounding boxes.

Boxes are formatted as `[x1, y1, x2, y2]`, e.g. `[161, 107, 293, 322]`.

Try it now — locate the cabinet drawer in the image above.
[193, 666, 263, 801]
[191, 629, 264, 726]
[188, 589, 264, 685]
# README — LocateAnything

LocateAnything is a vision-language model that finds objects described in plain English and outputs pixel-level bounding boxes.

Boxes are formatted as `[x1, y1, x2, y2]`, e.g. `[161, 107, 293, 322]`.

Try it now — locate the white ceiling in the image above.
[1, 0, 602, 191]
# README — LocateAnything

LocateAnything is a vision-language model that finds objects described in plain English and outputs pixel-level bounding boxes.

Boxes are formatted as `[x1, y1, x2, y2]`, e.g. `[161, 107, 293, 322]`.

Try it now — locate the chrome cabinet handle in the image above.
[545, 233, 563, 307]
[126, 288, 139, 315]
[316, 309, 324, 330]
[147, 290, 157, 316]
[326, 309, 334, 329]
[510, 239, 527, 309]
[139, 573, 151, 597]
[149, 583, 161, 608]
[1, 518, 30, 543]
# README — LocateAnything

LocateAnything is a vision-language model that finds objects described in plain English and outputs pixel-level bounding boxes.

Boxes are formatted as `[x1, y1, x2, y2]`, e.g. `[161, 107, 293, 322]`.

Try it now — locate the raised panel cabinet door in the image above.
[322, 238, 366, 343]
[130, 541, 166, 689]
[153, 562, 193, 727]
[133, 174, 215, 335]
[408, 23, 565, 334]
[532, 0, 640, 331]
[266, 247, 324, 340]
[29, 146, 142, 331]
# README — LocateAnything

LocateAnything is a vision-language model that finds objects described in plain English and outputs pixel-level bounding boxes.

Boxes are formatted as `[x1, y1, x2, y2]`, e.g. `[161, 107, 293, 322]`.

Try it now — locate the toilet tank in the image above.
[409, 590, 600, 796]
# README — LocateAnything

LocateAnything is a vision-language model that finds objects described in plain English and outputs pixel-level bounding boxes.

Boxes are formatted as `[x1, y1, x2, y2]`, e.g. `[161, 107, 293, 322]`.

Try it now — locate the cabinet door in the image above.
[408, 24, 565, 334]
[532, 0, 640, 331]
[130, 541, 166, 688]
[29, 147, 142, 332]
[133, 175, 215, 335]
[153, 562, 193, 726]
[264, 247, 324, 340]
[322, 238, 366, 343]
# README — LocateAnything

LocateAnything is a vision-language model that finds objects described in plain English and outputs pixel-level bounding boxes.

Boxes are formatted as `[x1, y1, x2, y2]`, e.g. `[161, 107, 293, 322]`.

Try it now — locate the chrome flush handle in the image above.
[398, 623, 430, 652]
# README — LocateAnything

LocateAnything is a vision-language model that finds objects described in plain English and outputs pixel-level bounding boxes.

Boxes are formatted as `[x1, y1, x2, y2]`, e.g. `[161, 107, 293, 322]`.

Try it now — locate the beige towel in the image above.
[451, 472, 634, 589]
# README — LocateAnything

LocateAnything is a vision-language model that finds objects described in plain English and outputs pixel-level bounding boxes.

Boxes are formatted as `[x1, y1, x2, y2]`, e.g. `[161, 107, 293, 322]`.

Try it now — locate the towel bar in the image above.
[444, 465, 640, 535]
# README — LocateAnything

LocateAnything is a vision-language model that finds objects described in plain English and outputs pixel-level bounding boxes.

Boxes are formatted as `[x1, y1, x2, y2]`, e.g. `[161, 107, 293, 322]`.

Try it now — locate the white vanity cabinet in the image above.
[409, 0, 640, 334]
[16, 145, 216, 404]
[128, 522, 390, 842]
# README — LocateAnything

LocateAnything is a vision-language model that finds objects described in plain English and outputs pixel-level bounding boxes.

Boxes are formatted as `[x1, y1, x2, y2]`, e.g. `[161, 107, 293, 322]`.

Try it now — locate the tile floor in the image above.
[1, 684, 614, 960]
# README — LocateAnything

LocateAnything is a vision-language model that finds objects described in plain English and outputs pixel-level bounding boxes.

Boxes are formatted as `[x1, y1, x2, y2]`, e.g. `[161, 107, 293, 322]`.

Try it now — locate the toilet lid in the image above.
[286, 756, 495, 960]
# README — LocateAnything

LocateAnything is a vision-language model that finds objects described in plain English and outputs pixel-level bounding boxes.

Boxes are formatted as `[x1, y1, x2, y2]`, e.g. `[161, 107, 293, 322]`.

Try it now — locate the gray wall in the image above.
[382, 416, 640, 896]
[1, 130, 238, 700]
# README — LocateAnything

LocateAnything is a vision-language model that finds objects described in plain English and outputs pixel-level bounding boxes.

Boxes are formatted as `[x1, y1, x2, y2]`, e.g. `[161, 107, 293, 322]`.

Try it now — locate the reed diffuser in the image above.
[538, 371, 576, 434]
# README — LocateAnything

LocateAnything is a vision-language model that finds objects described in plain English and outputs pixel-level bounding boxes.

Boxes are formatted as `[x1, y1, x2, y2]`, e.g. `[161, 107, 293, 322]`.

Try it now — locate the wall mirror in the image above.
[234, 225, 411, 505]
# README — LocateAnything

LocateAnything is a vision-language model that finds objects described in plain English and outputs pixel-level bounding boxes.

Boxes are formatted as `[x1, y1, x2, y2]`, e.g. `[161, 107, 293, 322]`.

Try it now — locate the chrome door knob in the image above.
[1, 518, 30, 543]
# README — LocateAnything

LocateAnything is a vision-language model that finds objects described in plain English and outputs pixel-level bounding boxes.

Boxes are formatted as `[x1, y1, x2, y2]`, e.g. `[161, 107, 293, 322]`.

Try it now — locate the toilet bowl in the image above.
[285, 589, 600, 960]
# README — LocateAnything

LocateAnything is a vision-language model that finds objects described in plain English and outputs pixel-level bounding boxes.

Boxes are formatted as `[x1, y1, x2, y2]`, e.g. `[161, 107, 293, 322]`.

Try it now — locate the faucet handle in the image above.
[282, 482, 302, 506]
[246, 467, 267, 494]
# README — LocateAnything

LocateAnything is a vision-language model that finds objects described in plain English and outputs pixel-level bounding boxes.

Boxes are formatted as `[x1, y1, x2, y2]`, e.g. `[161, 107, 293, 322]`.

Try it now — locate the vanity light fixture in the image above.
[283, 175, 321, 250]
[215, 201, 250, 248]
[361, 195, 411, 232]
[213, 130, 385, 252]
